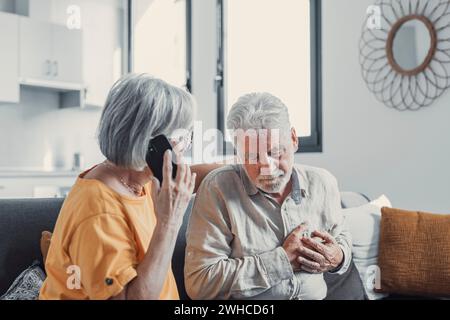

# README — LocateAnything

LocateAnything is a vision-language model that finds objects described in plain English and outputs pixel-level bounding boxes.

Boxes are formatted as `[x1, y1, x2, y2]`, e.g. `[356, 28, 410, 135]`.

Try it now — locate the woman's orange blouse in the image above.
[39, 167, 179, 300]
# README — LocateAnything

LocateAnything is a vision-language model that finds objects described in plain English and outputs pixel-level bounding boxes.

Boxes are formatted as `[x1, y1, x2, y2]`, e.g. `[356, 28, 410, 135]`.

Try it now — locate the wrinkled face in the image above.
[236, 128, 299, 194]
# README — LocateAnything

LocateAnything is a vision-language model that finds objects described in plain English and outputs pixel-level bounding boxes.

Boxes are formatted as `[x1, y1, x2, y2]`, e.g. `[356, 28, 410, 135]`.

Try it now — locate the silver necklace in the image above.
[101, 161, 143, 196]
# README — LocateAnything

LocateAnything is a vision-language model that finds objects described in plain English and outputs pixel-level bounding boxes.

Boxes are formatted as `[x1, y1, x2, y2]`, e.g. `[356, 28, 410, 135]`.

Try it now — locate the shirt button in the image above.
[105, 278, 114, 286]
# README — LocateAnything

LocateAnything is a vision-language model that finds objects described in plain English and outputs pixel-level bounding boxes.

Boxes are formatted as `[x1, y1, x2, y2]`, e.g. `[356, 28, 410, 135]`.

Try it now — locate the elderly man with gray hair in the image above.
[184, 92, 352, 300]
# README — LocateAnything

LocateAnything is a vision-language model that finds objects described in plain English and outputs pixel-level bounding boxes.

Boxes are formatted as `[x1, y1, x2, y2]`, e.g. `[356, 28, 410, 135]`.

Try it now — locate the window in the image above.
[131, 0, 191, 90]
[217, 0, 322, 152]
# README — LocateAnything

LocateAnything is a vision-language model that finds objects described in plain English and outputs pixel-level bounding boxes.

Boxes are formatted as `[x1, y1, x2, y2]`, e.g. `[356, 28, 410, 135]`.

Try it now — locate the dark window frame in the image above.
[216, 0, 322, 153]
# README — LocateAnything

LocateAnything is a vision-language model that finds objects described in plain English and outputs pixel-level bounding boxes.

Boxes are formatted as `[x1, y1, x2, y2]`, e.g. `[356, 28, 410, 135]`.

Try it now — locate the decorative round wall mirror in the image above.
[360, 0, 450, 110]
[388, 15, 436, 75]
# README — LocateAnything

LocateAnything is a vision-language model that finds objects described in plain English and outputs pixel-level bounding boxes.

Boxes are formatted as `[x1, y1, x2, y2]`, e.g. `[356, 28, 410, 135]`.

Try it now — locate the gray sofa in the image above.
[0, 192, 370, 300]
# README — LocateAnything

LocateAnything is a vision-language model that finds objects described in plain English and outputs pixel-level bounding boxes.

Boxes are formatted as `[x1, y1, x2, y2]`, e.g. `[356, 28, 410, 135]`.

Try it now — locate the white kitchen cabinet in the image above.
[51, 24, 82, 83]
[19, 16, 83, 85]
[0, 12, 19, 103]
[19, 16, 52, 80]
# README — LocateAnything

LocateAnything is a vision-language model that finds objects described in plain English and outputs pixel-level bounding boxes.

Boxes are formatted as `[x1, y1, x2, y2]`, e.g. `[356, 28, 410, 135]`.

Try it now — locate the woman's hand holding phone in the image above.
[150, 150, 196, 230]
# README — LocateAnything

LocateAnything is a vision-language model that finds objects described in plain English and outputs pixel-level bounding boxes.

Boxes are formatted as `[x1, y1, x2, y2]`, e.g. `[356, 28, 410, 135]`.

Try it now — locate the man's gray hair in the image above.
[226, 92, 291, 132]
[98, 73, 195, 170]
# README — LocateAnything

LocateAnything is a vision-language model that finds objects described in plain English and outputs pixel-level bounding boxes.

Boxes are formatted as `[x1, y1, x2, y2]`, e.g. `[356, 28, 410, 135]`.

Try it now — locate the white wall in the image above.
[191, 0, 450, 213]
[299, 0, 450, 213]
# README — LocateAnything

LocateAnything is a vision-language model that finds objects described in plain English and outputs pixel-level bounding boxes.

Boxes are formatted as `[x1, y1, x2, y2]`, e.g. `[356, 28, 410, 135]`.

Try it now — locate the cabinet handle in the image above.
[53, 61, 59, 77]
[45, 60, 52, 76]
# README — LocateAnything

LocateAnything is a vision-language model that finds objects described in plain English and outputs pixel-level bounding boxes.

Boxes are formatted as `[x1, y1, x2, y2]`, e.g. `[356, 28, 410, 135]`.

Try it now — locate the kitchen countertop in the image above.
[0, 168, 81, 178]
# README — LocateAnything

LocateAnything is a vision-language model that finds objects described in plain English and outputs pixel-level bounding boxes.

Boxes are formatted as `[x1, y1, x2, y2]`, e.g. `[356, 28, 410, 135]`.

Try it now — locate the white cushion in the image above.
[344, 195, 392, 300]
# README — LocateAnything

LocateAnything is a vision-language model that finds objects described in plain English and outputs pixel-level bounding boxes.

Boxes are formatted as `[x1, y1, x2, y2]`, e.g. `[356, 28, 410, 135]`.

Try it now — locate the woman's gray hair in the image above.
[98, 73, 195, 170]
[226, 92, 291, 133]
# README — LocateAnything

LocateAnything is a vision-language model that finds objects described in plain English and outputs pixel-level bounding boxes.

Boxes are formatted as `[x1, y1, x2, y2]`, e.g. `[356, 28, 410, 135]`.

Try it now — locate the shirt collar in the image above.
[238, 165, 259, 196]
[238, 165, 308, 205]
[290, 168, 302, 204]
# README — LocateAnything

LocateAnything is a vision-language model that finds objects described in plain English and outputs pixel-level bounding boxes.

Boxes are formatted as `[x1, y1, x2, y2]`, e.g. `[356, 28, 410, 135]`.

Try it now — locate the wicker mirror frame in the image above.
[360, 0, 450, 111]
[386, 15, 437, 76]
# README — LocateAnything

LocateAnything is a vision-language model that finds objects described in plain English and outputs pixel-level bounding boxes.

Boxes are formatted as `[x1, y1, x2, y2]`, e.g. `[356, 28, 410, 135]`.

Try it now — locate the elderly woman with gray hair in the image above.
[39, 74, 220, 300]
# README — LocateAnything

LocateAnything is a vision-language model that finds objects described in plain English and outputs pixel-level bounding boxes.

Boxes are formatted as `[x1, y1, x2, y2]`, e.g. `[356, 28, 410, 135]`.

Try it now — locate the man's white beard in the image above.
[255, 169, 289, 194]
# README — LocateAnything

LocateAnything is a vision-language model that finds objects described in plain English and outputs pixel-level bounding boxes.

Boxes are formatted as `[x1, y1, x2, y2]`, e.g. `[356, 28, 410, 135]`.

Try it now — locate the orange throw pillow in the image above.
[377, 207, 450, 297]
[40, 231, 52, 264]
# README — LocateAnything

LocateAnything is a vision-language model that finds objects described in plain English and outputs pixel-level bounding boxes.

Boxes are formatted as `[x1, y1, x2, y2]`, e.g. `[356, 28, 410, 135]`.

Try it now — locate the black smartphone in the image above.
[146, 135, 178, 183]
